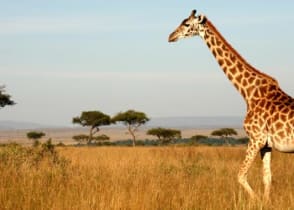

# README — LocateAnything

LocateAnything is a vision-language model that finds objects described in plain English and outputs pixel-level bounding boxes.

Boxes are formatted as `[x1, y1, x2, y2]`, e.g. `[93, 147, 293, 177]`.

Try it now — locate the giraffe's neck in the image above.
[199, 20, 278, 107]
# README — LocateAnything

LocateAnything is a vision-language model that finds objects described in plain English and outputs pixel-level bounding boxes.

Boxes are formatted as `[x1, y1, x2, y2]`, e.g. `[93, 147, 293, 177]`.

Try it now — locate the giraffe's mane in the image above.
[205, 19, 277, 83]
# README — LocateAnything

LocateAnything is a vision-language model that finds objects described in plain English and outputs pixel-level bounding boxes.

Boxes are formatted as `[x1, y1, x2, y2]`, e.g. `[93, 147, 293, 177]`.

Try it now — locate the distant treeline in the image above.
[72, 137, 249, 147]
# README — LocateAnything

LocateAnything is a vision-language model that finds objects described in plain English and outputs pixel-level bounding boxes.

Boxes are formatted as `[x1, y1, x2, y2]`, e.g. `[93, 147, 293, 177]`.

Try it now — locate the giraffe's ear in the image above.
[189, 9, 197, 18]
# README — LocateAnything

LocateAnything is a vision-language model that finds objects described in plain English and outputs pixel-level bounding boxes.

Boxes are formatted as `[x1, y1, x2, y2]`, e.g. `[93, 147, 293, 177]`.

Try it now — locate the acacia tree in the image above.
[72, 134, 89, 144]
[0, 86, 15, 108]
[112, 110, 149, 147]
[72, 134, 110, 145]
[93, 134, 110, 142]
[147, 127, 181, 144]
[211, 128, 238, 145]
[26, 131, 46, 147]
[72, 111, 111, 144]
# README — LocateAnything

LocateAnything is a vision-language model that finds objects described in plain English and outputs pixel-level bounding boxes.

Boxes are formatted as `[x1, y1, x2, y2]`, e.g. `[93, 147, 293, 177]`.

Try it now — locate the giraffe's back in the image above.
[244, 91, 294, 152]
[267, 96, 294, 152]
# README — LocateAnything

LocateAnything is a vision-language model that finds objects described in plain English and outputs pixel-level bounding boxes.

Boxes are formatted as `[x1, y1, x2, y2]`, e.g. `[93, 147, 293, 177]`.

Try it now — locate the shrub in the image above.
[0, 142, 69, 170]
[56, 142, 66, 147]
[237, 137, 249, 144]
[190, 135, 208, 145]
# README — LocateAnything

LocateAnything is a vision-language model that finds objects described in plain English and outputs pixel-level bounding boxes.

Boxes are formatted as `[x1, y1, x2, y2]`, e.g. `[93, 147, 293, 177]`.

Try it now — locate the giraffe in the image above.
[168, 10, 294, 201]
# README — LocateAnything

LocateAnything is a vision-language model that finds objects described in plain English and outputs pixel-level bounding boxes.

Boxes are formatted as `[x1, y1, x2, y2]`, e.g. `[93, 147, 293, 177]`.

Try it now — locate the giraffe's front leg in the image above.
[260, 146, 272, 202]
[238, 142, 261, 199]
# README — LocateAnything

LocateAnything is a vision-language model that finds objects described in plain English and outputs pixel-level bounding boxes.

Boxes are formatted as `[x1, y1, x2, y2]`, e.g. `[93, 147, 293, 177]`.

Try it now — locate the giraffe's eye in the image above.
[181, 19, 190, 27]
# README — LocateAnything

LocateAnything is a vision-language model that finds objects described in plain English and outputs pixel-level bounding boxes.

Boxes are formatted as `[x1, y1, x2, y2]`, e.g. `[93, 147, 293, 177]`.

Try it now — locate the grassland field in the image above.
[1, 144, 294, 210]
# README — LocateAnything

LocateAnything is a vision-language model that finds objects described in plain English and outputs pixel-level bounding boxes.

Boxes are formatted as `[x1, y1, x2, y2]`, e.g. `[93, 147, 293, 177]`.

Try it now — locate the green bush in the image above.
[237, 137, 249, 144]
[0, 142, 69, 170]
[56, 142, 66, 147]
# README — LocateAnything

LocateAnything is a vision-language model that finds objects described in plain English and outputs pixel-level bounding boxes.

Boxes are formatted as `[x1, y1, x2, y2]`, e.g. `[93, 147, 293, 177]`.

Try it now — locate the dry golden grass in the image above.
[1, 146, 294, 209]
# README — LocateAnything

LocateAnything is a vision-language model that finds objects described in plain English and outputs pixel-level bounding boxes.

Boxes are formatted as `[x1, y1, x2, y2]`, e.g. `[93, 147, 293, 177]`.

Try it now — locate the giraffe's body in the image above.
[168, 10, 294, 200]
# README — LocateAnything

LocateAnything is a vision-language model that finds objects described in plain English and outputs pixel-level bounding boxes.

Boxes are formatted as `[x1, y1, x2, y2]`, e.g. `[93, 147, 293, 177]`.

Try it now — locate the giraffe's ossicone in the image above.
[168, 9, 294, 201]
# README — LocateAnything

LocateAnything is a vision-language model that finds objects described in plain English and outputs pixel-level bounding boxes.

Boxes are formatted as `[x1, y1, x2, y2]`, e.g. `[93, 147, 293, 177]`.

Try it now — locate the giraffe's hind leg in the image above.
[238, 141, 261, 199]
[260, 146, 272, 202]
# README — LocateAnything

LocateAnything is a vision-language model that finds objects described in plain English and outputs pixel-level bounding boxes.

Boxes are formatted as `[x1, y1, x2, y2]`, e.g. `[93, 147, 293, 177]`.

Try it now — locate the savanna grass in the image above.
[1, 145, 294, 209]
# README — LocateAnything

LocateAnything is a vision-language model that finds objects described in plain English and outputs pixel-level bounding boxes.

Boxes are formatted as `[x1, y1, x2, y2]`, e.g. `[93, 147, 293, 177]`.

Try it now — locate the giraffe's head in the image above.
[168, 10, 207, 42]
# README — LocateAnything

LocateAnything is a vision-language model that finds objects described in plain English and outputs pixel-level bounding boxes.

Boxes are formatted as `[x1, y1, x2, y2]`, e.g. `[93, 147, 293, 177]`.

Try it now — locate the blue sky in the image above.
[1, 1, 294, 126]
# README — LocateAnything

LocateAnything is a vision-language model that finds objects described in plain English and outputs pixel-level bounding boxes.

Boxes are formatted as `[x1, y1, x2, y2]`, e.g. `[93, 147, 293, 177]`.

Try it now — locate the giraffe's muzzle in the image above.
[168, 32, 178, 42]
